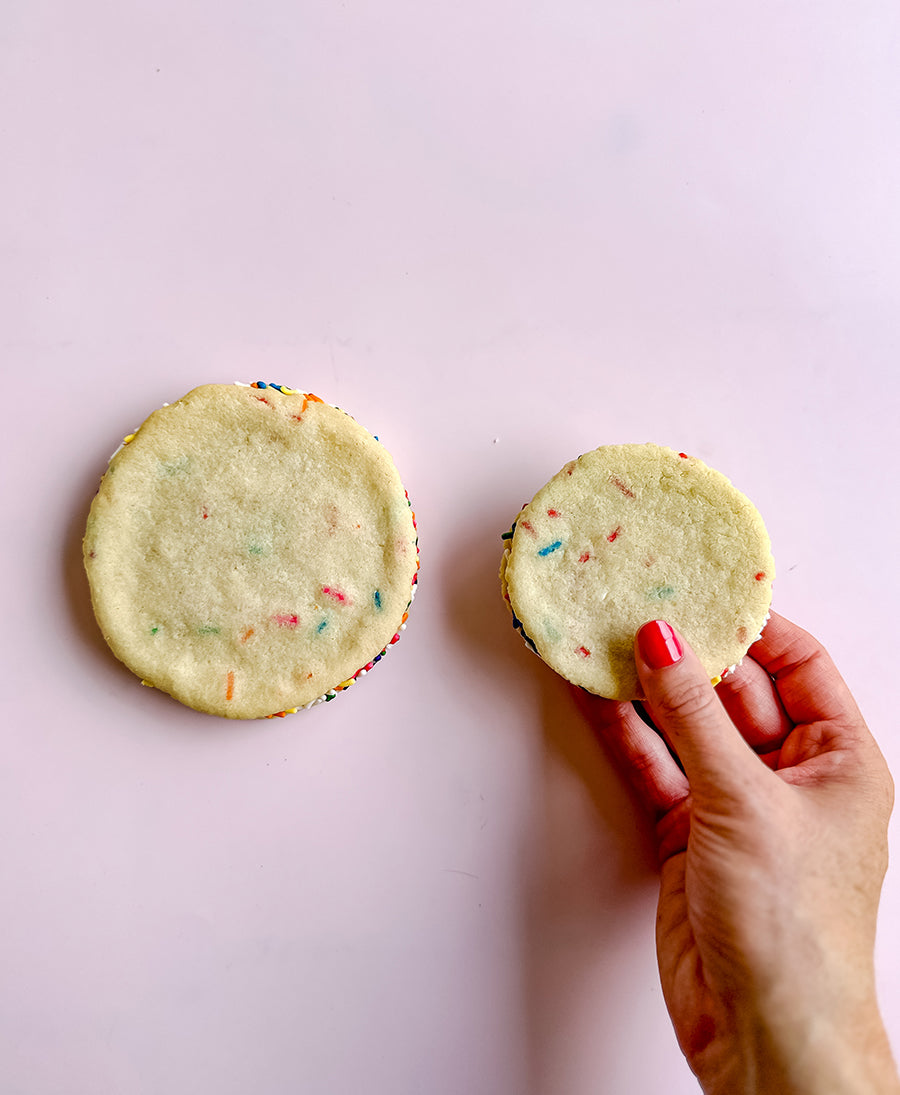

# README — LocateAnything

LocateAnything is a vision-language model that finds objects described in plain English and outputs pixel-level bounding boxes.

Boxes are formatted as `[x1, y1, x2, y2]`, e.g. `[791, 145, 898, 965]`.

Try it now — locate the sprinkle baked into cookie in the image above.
[500, 444, 774, 700]
[84, 383, 418, 718]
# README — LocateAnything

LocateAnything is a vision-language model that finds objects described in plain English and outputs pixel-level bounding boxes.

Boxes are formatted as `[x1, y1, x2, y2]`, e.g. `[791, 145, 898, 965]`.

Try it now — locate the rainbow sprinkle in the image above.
[609, 475, 635, 499]
[322, 586, 350, 604]
[272, 614, 299, 627]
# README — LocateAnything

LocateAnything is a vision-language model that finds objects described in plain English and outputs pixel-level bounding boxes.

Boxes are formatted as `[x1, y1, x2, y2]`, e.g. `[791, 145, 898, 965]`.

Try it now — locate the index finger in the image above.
[748, 611, 864, 728]
[574, 689, 690, 817]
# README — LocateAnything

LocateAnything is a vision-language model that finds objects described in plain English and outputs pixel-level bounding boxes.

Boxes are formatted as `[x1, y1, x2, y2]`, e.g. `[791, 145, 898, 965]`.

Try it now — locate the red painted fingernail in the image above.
[638, 620, 684, 669]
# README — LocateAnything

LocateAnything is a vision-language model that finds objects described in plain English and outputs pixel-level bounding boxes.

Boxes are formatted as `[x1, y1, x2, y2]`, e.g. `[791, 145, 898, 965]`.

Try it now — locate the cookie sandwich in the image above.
[84, 382, 419, 718]
[500, 443, 774, 700]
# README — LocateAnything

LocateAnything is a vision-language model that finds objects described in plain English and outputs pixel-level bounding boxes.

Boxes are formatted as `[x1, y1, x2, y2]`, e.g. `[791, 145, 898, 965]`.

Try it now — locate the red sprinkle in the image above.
[255, 396, 270, 405]
[323, 586, 350, 605]
[577, 646, 591, 658]
[547, 509, 561, 517]
[520, 520, 536, 536]
[609, 475, 635, 499]
[755, 572, 766, 581]
[607, 526, 621, 543]
[579, 552, 591, 563]
[678, 452, 689, 459]
[272, 614, 299, 627]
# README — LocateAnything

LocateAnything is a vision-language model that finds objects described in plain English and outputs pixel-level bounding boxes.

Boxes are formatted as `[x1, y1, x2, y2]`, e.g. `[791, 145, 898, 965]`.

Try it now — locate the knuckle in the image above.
[652, 674, 718, 728]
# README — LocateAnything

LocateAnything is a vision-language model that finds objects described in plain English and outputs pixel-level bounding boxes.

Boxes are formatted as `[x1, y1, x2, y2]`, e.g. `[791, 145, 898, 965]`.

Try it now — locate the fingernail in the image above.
[638, 620, 684, 669]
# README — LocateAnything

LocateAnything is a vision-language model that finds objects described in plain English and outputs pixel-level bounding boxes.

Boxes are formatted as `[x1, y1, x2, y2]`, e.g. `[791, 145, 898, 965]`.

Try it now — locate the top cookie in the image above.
[84, 383, 419, 718]
[500, 444, 774, 700]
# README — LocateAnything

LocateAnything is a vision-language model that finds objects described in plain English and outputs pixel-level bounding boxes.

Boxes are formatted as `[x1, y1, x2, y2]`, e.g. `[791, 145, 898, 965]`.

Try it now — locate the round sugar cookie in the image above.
[500, 444, 774, 700]
[84, 382, 419, 719]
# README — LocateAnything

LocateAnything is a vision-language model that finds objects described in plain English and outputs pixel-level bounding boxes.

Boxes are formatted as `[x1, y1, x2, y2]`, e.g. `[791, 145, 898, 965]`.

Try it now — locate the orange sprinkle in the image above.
[241, 627, 255, 643]
[226, 670, 235, 701]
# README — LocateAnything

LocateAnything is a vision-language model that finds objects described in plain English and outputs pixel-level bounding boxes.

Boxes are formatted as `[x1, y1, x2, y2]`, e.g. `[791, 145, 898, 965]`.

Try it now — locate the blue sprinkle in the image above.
[270, 383, 283, 391]
[317, 619, 328, 633]
[538, 540, 563, 557]
[373, 590, 382, 610]
[256, 380, 267, 388]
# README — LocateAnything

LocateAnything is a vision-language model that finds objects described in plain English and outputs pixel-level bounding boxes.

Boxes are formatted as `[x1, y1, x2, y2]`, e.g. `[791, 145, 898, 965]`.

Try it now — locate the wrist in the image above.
[705, 996, 900, 1095]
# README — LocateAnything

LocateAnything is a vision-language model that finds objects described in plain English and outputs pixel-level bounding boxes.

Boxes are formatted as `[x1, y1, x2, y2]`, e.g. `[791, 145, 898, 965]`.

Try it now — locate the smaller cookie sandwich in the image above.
[84, 383, 419, 718]
[500, 444, 774, 700]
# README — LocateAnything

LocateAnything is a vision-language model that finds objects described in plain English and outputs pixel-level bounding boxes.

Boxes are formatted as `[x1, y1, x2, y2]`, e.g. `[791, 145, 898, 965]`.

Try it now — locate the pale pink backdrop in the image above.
[2, 2, 899, 1093]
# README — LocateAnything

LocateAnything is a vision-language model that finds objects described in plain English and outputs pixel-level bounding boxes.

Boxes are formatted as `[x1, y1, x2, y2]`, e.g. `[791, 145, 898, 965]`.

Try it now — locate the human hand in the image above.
[578, 611, 899, 1095]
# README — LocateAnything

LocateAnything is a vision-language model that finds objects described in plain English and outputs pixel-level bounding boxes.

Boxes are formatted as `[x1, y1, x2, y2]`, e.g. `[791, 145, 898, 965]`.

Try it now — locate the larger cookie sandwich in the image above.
[84, 382, 419, 718]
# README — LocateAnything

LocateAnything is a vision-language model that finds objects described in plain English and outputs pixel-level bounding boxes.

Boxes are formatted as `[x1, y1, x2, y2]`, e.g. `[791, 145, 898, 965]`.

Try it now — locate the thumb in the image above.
[635, 620, 763, 801]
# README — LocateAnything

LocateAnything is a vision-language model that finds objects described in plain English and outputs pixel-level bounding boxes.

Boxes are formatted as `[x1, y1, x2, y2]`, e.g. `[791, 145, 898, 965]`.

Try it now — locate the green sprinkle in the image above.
[150, 626, 159, 635]
[247, 529, 274, 556]
[158, 455, 190, 477]
[649, 586, 676, 600]
[197, 624, 221, 635]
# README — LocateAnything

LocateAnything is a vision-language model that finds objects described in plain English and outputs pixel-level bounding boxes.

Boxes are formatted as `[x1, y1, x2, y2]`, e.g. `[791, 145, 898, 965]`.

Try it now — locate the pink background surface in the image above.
[3, 2, 899, 1092]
